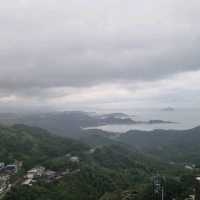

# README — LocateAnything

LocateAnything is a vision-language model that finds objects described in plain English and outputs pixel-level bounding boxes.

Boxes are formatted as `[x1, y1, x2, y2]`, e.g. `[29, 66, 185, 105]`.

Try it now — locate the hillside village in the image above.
[1, 156, 200, 200]
[0, 161, 21, 198]
[0, 155, 80, 199]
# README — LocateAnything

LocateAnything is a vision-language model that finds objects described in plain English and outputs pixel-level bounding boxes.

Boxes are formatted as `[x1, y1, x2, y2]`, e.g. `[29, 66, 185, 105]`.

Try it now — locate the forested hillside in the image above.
[0, 124, 195, 200]
[118, 126, 200, 164]
[0, 124, 88, 169]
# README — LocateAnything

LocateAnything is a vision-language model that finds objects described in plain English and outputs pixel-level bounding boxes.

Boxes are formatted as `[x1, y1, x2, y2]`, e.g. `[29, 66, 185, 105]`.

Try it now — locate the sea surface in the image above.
[91, 108, 200, 133]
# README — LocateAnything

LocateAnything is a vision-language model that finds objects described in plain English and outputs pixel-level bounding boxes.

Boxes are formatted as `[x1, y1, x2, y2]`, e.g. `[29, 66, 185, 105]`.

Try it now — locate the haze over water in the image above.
[93, 108, 200, 133]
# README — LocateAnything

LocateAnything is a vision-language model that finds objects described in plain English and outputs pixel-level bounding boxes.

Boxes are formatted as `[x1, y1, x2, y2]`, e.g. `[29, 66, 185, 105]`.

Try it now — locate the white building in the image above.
[70, 156, 79, 163]
[27, 166, 45, 178]
[0, 175, 9, 194]
[23, 166, 45, 186]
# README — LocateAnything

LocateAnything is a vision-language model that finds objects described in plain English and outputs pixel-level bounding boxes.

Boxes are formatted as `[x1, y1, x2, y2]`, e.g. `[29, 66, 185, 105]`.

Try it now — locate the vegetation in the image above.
[0, 124, 88, 169]
[0, 124, 198, 199]
[118, 126, 200, 164]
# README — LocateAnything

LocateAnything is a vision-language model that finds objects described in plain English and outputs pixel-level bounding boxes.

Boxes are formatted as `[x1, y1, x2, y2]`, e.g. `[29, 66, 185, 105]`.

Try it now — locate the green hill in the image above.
[0, 124, 88, 169]
[118, 126, 200, 164]
[0, 125, 195, 200]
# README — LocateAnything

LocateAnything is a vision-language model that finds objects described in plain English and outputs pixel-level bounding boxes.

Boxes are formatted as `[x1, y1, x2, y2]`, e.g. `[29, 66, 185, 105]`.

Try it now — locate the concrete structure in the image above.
[5, 165, 17, 174]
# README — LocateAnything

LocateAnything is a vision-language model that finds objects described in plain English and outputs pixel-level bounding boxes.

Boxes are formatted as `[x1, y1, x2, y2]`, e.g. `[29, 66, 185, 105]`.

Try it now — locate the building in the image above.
[27, 166, 45, 178]
[5, 165, 17, 174]
[44, 170, 57, 182]
[23, 166, 45, 186]
[89, 148, 95, 154]
[0, 175, 9, 194]
[70, 156, 79, 163]
[185, 165, 194, 170]
[0, 161, 23, 174]
[22, 178, 33, 186]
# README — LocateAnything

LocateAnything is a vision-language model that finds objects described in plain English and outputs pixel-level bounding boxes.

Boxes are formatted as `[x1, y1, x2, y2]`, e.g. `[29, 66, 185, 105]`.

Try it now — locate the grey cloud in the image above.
[0, 0, 200, 109]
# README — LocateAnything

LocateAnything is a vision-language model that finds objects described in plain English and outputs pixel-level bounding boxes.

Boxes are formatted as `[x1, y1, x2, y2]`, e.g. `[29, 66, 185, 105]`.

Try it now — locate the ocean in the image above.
[92, 108, 200, 133]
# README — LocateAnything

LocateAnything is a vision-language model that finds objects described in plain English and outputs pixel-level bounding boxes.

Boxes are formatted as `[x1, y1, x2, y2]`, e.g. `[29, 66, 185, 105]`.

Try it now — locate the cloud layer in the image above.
[0, 0, 200, 111]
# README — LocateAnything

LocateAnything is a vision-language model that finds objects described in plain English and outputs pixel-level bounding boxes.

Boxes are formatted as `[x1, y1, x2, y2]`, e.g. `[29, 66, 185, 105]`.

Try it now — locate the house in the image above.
[22, 178, 33, 186]
[185, 165, 194, 170]
[0, 181, 6, 194]
[26, 173, 34, 180]
[23, 166, 45, 186]
[89, 148, 95, 154]
[0, 175, 9, 194]
[27, 166, 45, 178]
[44, 170, 57, 182]
[44, 170, 56, 178]
[65, 153, 71, 157]
[5, 165, 17, 174]
[70, 156, 79, 163]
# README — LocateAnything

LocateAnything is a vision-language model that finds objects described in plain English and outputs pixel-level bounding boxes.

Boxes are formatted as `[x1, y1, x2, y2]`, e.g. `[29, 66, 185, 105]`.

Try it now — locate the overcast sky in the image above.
[0, 0, 200, 112]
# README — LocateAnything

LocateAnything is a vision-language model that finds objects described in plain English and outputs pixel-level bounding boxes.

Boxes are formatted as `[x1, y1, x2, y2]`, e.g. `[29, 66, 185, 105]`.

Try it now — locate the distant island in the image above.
[99, 113, 131, 119]
[88, 113, 175, 126]
[147, 120, 176, 124]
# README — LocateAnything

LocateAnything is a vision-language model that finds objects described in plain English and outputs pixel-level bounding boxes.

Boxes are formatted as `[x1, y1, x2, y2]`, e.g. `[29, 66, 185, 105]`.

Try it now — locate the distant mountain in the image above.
[117, 126, 200, 164]
[148, 120, 176, 124]
[99, 113, 131, 119]
[0, 111, 175, 138]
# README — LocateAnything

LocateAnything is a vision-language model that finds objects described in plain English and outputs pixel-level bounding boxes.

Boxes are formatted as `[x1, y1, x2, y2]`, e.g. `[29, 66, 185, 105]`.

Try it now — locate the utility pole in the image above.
[153, 175, 165, 200]
[161, 187, 164, 200]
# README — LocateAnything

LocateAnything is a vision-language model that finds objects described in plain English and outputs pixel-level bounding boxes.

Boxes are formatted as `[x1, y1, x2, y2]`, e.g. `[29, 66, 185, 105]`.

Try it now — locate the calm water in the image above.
[92, 109, 200, 133]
